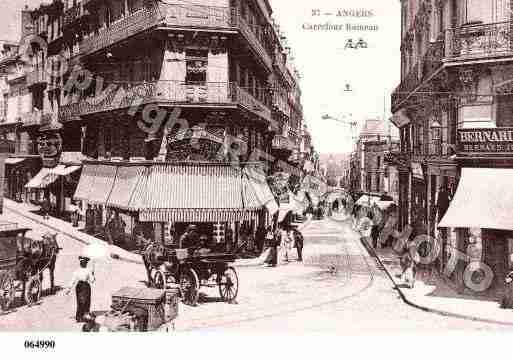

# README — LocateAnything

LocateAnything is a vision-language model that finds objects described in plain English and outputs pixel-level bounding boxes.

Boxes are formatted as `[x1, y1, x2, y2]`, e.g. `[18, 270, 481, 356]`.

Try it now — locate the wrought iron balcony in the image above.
[79, 3, 273, 73]
[272, 93, 290, 117]
[232, 85, 272, 122]
[163, 3, 232, 29]
[26, 68, 48, 87]
[58, 81, 272, 123]
[231, 14, 273, 71]
[445, 21, 513, 60]
[80, 7, 163, 56]
[272, 134, 294, 151]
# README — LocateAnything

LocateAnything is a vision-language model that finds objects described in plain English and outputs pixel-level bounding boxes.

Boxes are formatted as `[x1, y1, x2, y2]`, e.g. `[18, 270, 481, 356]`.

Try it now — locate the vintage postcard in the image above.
[0, 0, 511, 355]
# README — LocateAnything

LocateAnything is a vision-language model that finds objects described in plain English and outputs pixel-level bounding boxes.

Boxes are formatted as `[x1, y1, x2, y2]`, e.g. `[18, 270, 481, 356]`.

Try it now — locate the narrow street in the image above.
[0, 208, 509, 332]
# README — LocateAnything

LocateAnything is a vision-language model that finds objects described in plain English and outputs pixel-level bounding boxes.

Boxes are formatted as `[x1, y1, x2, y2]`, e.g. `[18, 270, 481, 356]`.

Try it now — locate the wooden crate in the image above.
[111, 287, 166, 331]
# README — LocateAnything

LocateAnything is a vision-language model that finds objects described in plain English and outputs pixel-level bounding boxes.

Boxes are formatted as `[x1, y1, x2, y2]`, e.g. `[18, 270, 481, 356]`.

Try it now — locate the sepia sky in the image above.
[0, 0, 401, 154]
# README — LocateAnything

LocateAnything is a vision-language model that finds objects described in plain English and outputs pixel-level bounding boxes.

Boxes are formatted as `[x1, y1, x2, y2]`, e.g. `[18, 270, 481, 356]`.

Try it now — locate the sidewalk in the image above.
[368, 242, 513, 326]
[4, 199, 144, 264]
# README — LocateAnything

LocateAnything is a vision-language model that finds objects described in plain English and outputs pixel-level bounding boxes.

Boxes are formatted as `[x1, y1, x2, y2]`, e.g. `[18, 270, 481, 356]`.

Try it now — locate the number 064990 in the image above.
[24, 340, 56, 349]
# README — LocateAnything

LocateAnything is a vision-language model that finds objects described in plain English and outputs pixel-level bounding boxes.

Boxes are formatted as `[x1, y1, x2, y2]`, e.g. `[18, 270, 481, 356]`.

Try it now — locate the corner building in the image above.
[22, 0, 306, 246]
[392, 0, 513, 296]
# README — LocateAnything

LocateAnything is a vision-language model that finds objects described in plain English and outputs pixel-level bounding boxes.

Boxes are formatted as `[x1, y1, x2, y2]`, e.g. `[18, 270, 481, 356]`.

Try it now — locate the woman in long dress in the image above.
[66, 256, 95, 322]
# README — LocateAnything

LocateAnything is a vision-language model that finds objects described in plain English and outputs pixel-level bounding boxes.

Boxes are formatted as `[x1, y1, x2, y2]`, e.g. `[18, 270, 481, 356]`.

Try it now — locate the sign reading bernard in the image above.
[458, 128, 513, 154]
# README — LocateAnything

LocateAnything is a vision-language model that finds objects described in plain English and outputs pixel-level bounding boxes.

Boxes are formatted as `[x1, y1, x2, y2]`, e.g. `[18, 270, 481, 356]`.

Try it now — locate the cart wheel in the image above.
[179, 268, 199, 306]
[153, 271, 165, 290]
[0, 272, 16, 312]
[218, 266, 239, 303]
[24, 276, 41, 305]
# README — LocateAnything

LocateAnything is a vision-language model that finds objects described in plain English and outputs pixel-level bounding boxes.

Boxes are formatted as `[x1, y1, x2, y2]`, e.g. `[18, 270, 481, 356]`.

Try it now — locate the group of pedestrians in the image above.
[262, 224, 304, 267]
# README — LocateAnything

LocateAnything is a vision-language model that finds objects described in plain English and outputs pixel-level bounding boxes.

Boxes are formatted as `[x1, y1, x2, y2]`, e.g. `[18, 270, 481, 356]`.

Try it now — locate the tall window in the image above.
[185, 49, 208, 85]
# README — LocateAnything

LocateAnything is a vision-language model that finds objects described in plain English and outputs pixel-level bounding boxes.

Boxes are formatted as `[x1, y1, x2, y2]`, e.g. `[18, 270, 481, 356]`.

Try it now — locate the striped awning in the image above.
[139, 163, 262, 223]
[5, 158, 25, 165]
[74, 164, 117, 205]
[243, 165, 279, 215]
[106, 166, 147, 210]
[25, 168, 59, 189]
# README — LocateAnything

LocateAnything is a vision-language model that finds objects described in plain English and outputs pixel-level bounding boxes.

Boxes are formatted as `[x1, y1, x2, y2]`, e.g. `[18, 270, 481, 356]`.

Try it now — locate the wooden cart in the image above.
[147, 247, 239, 307]
[101, 286, 179, 332]
[0, 222, 33, 311]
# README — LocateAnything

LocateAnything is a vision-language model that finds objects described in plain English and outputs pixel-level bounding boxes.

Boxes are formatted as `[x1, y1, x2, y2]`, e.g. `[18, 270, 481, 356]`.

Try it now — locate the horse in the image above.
[15, 232, 60, 300]
[142, 243, 167, 286]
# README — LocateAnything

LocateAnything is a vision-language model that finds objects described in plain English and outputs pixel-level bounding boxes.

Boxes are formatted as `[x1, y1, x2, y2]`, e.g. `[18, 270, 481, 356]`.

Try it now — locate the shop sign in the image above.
[412, 162, 423, 180]
[457, 128, 513, 154]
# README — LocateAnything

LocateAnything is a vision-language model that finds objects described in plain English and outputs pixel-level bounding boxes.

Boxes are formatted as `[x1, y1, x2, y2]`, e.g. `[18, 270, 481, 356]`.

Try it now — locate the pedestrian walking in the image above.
[357, 209, 373, 246]
[41, 197, 50, 220]
[501, 271, 513, 309]
[66, 256, 96, 322]
[263, 227, 279, 267]
[291, 228, 304, 262]
[281, 226, 293, 263]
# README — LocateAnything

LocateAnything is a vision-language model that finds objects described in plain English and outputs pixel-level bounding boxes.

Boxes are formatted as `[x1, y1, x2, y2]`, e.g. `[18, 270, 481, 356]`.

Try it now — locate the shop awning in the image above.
[243, 165, 279, 216]
[106, 166, 147, 210]
[139, 163, 262, 223]
[439, 168, 513, 230]
[5, 158, 25, 165]
[74, 164, 117, 205]
[54, 165, 81, 176]
[25, 168, 59, 189]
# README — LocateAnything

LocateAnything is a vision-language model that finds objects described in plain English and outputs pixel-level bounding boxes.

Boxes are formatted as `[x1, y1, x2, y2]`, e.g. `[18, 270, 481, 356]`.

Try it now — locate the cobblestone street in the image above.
[1, 208, 510, 332]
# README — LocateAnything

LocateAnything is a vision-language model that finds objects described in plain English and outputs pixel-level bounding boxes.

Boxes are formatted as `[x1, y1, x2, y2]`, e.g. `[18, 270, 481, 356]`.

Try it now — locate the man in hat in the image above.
[179, 225, 199, 249]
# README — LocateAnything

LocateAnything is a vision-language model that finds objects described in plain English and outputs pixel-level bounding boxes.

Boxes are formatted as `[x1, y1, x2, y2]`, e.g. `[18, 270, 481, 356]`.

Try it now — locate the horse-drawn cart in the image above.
[0, 221, 59, 312]
[144, 246, 239, 306]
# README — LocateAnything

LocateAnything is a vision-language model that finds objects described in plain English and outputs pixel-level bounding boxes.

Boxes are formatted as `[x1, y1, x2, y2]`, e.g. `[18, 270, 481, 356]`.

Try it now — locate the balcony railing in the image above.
[163, 3, 232, 28]
[26, 68, 48, 87]
[445, 21, 513, 60]
[78, 4, 273, 73]
[272, 93, 290, 117]
[232, 15, 273, 70]
[58, 81, 271, 123]
[80, 7, 164, 56]
[233, 85, 272, 122]
[272, 135, 294, 151]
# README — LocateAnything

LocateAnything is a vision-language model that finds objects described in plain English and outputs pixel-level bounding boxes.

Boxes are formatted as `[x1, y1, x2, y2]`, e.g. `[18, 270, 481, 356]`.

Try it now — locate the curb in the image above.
[5, 203, 143, 266]
[360, 236, 513, 326]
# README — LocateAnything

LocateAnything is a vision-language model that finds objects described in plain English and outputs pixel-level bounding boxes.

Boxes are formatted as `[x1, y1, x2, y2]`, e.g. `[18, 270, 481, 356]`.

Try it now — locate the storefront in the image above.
[439, 128, 513, 297]
[73, 161, 278, 251]
[5, 155, 41, 202]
